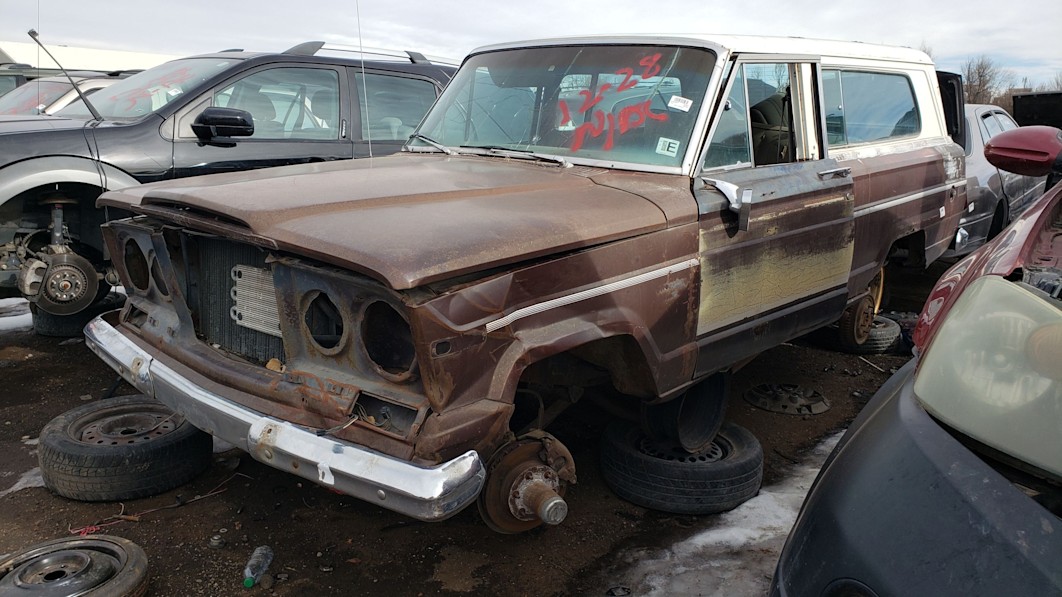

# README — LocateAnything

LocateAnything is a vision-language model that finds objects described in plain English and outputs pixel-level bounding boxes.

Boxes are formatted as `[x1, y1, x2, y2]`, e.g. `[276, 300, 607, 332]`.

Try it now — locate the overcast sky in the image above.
[2, 0, 1060, 87]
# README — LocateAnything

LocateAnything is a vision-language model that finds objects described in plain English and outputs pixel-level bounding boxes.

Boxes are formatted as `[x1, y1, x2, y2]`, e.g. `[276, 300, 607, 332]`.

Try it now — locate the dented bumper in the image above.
[84, 312, 485, 522]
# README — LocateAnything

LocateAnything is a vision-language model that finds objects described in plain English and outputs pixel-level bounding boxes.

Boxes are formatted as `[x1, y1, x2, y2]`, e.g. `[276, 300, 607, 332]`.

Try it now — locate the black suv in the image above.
[0, 41, 454, 324]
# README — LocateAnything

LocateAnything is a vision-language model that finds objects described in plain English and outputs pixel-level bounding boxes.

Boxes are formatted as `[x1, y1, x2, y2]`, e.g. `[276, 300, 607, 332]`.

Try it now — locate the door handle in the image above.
[817, 167, 851, 179]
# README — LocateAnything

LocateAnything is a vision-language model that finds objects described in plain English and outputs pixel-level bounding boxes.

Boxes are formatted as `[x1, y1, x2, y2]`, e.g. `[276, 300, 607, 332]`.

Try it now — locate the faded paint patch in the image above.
[697, 229, 852, 336]
[829, 136, 951, 161]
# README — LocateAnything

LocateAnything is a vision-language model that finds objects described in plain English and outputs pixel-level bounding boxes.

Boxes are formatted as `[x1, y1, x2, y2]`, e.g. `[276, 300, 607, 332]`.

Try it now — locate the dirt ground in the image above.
[0, 264, 944, 596]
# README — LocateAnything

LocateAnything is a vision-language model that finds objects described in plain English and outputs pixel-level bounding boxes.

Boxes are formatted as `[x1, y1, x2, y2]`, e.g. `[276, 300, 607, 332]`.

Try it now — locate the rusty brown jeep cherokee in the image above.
[85, 35, 966, 531]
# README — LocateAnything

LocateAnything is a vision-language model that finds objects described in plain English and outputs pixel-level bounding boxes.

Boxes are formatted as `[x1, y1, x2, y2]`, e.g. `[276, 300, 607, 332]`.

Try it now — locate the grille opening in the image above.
[123, 239, 149, 291]
[361, 301, 415, 376]
[304, 292, 344, 350]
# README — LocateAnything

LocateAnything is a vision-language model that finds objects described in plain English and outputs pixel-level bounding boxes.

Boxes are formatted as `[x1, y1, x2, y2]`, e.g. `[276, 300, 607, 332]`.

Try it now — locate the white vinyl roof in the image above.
[472, 33, 933, 65]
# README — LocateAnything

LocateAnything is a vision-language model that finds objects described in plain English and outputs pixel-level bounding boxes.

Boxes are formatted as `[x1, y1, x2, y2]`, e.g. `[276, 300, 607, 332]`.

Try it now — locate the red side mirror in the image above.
[984, 125, 1062, 176]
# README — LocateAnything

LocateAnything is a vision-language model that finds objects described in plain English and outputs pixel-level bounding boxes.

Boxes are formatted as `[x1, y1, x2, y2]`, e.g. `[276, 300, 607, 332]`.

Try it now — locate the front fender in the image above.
[0, 156, 140, 205]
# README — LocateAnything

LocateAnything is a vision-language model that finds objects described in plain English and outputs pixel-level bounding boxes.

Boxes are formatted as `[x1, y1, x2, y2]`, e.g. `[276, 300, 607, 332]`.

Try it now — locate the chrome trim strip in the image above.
[84, 314, 485, 522]
[853, 182, 962, 218]
[485, 258, 699, 333]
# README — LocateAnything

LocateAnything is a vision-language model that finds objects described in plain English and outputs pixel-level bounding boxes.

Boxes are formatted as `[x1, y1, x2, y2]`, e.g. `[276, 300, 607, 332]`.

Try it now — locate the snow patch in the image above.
[612, 432, 845, 597]
[0, 467, 45, 498]
[0, 298, 32, 333]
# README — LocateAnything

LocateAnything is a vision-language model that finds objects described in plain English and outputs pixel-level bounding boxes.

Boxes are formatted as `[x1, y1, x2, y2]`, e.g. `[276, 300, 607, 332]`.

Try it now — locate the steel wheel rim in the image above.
[854, 299, 874, 344]
[71, 403, 181, 446]
[635, 431, 727, 464]
[0, 539, 129, 596]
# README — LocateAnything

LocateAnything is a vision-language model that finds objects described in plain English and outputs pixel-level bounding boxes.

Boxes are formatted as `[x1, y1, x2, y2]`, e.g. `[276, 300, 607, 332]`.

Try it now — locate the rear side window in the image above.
[355, 73, 438, 142]
[822, 70, 919, 146]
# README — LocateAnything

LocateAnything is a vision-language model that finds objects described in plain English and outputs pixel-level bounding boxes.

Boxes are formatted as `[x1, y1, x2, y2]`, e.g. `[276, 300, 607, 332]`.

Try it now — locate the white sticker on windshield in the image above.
[656, 137, 680, 157]
[667, 95, 693, 112]
[167, 88, 182, 97]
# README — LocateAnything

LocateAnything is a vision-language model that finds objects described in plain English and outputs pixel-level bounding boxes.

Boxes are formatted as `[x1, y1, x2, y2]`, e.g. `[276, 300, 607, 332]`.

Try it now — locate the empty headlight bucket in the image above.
[302, 291, 346, 353]
[360, 300, 417, 381]
[122, 237, 150, 292]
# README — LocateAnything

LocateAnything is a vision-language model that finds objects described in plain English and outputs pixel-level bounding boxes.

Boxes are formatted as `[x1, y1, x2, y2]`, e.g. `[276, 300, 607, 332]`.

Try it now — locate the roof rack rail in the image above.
[282, 41, 457, 66]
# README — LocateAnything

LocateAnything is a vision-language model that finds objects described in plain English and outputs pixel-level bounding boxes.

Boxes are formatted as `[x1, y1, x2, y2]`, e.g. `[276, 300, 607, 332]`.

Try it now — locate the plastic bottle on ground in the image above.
[243, 545, 274, 588]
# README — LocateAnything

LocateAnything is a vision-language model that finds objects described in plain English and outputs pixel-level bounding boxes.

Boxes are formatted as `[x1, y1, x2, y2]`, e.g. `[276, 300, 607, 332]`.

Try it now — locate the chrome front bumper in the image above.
[84, 313, 485, 522]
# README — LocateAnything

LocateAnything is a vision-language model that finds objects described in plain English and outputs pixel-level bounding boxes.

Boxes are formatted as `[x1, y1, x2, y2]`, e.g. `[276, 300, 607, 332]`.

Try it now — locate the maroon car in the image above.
[772, 125, 1062, 595]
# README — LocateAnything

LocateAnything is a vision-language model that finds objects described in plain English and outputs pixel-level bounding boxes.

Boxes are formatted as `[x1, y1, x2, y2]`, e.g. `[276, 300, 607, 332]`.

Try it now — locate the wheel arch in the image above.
[490, 313, 681, 412]
[0, 156, 140, 205]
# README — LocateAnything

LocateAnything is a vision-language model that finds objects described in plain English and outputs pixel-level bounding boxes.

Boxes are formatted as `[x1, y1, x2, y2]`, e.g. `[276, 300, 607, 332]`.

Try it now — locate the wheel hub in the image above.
[36, 253, 101, 315]
[507, 464, 565, 524]
[478, 434, 575, 533]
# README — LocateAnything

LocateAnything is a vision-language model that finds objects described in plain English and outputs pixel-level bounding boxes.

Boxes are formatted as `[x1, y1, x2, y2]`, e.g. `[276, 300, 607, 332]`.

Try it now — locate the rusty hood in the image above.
[100, 154, 670, 289]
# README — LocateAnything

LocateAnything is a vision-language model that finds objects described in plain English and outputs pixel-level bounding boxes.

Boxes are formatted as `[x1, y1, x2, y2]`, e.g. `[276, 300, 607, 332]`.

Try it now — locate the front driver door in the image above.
[692, 58, 855, 376]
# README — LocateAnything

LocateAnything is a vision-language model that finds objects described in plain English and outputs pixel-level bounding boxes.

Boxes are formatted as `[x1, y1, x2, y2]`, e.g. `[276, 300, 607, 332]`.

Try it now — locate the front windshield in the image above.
[57, 58, 238, 120]
[413, 44, 715, 168]
[0, 80, 71, 115]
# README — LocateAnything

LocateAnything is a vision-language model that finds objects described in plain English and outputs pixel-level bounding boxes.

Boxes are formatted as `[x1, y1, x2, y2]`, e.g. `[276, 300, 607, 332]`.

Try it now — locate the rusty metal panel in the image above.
[114, 155, 671, 290]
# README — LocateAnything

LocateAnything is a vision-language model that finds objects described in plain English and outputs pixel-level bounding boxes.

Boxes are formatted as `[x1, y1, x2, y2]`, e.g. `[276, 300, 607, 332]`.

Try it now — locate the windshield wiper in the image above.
[410, 133, 455, 155]
[460, 145, 570, 168]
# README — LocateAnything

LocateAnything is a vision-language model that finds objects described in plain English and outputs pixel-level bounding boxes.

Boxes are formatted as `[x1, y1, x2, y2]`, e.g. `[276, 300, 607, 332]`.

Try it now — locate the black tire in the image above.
[39, 395, 212, 502]
[844, 315, 901, 354]
[0, 535, 149, 596]
[31, 292, 124, 338]
[600, 420, 763, 515]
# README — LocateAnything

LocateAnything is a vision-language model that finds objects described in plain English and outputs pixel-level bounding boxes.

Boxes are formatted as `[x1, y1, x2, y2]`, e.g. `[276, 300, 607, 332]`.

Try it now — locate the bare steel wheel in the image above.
[0, 535, 148, 596]
[838, 294, 875, 349]
[477, 434, 575, 534]
[39, 395, 212, 502]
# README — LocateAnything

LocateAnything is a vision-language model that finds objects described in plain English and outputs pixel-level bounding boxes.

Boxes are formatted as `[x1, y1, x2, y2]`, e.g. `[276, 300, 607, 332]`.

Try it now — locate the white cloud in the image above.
[1, 0, 1059, 85]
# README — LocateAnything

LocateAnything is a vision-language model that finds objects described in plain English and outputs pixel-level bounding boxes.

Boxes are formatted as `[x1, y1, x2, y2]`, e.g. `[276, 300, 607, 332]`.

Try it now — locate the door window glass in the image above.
[703, 62, 793, 168]
[355, 73, 437, 142]
[980, 112, 1005, 138]
[823, 70, 919, 145]
[703, 67, 751, 168]
[216, 68, 340, 140]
